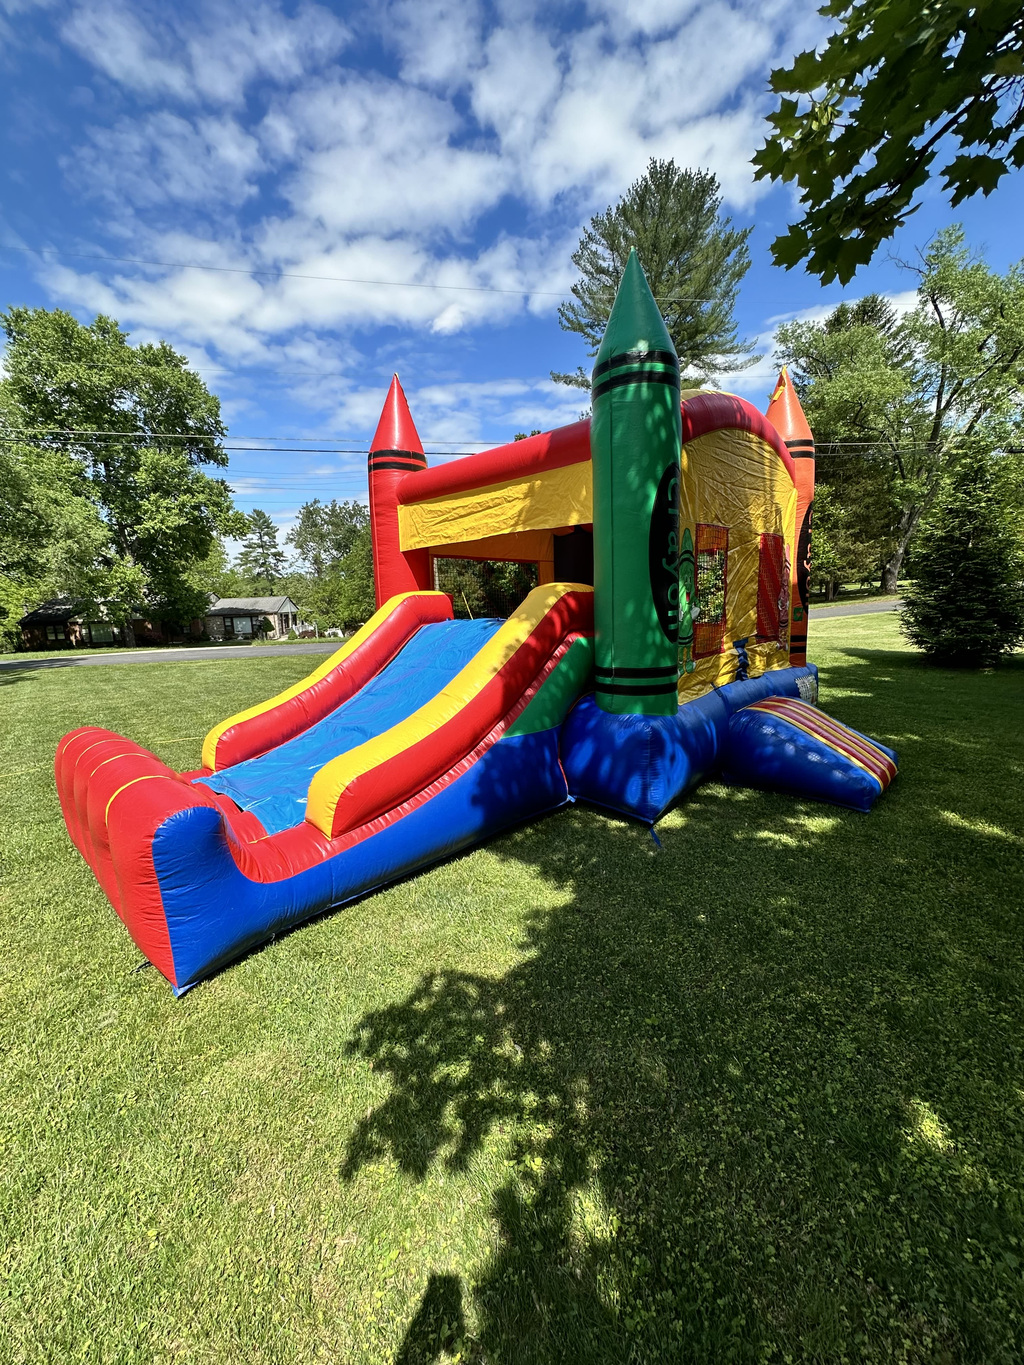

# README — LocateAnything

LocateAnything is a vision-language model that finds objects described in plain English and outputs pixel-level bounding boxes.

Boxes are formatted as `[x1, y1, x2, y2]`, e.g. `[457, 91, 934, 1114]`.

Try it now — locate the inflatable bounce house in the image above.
[56, 252, 897, 994]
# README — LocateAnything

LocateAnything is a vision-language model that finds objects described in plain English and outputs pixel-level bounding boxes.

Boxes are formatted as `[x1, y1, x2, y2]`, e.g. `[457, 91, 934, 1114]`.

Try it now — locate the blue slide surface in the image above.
[195, 617, 503, 835]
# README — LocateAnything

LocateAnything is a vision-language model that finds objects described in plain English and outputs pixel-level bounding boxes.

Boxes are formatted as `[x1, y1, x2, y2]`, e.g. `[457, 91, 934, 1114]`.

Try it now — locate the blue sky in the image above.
[2, 0, 1023, 536]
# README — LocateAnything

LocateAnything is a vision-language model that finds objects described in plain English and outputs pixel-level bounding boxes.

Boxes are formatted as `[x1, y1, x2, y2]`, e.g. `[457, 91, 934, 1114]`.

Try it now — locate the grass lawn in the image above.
[1, 618, 1022, 1364]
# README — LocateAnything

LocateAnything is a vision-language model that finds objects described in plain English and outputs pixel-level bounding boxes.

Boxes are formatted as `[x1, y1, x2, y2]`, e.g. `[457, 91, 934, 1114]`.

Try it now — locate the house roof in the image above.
[206, 596, 298, 616]
[19, 598, 84, 626]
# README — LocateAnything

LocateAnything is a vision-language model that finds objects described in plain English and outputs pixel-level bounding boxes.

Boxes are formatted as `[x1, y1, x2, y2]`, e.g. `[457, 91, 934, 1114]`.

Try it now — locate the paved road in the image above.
[1, 600, 903, 672]
[811, 597, 902, 619]
[0, 640, 340, 672]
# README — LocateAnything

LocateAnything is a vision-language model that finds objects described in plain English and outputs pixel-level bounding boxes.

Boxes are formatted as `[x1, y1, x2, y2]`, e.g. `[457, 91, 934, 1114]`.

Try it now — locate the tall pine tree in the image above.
[552, 160, 757, 389]
[236, 509, 286, 589]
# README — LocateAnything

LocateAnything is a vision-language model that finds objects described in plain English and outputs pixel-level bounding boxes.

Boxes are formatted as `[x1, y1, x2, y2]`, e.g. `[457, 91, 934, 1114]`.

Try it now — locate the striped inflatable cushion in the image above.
[747, 695, 897, 792]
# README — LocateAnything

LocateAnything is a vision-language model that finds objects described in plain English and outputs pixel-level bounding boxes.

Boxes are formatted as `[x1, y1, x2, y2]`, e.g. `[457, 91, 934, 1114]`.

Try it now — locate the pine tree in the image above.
[900, 455, 1024, 665]
[552, 160, 757, 388]
[236, 509, 286, 589]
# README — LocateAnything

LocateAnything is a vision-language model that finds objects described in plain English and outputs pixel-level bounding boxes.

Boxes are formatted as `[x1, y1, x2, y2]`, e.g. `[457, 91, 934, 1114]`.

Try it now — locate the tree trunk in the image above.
[880, 506, 920, 594]
[879, 556, 902, 595]
[123, 618, 136, 648]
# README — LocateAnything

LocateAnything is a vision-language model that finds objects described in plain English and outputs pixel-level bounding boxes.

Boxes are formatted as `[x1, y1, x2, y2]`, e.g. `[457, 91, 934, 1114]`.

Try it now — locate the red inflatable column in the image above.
[368, 375, 432, 608]
[766, 368, 815, 666]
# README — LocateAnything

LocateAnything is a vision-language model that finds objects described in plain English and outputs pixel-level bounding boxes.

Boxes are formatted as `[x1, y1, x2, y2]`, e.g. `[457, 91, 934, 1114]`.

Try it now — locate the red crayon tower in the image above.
[368, 375, 432, 608]
[766, 368, 815, 666]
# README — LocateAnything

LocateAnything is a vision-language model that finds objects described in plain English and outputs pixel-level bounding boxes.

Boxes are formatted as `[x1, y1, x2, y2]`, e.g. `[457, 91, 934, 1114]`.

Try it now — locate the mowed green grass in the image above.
[1, 618, 1022, 1365]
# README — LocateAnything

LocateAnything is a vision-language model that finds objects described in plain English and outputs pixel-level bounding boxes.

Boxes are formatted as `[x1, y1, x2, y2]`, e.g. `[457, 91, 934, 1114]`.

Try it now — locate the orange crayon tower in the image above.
[766, 368, 815, 666]
[368, 375, 432, 607]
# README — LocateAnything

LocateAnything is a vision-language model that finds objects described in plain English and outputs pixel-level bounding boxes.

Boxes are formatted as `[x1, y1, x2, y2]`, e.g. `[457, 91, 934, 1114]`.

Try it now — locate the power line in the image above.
[1, 432, 934, 457]
[0, 439, 475, 459]
[0, 242, 718, 302]
[3, 426, 948, 451]
[0, 425, 496, 447]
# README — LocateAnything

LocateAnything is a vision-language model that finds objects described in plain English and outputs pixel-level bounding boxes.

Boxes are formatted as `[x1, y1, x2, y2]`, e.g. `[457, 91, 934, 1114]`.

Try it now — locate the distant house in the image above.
[19, 600, 120, 650]
[204, 596, 301, 641]
[18, 594, 304, 650]
[18, 599, 204, 650]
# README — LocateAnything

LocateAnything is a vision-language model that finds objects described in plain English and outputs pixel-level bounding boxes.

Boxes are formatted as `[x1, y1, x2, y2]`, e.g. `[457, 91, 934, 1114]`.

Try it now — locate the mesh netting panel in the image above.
[433, 559, 539, 619]
[694, 524, 729, 657]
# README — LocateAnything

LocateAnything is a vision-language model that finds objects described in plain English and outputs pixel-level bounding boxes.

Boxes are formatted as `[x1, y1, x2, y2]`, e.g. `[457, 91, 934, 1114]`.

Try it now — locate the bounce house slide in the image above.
[57, 250, 898, 995]
[55, 583, 595, 995]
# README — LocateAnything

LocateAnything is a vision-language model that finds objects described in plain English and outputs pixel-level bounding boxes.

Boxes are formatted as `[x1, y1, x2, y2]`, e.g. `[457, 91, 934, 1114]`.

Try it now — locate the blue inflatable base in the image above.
[560, 666, 819, 823]
[156, 729, 572, 994]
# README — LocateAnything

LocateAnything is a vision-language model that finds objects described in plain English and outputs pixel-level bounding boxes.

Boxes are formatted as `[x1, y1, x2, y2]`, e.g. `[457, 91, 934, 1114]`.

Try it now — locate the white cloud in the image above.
[469, 23, 562, 155]
[322, 374, 586, 453]
[62, 0, 349, 105]
[48, 0, 795, 349]
[23, 0, 839, 450]
[384, 0, 485, 90]
[582, 0, 701, 37]
[268, 74, 509, 237]
[68, 112, 264, 207]
[38, 225, 579, 359]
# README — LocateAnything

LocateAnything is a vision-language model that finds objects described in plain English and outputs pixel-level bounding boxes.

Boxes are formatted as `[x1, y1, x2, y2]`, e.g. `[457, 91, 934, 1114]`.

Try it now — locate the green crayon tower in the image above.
[591, 249, 682, 715]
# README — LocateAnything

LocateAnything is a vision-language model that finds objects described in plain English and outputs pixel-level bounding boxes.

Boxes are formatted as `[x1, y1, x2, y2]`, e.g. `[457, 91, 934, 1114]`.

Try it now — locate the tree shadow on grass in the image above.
[343, 653, 1024, 1363]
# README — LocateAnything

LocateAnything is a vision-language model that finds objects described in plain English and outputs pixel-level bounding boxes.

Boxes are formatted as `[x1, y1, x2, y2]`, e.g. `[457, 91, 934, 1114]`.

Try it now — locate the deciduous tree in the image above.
[296, 527, 376, 633]
[775, 229, 1024, 591]
[286, 498, 369, 577]
[754, 0, 1024, 283]
[0, 308, 241, 644]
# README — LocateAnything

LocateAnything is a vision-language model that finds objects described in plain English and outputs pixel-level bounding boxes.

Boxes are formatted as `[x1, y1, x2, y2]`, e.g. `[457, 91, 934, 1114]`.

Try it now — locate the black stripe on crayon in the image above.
[593, 664, 678, 678]
[592, 369, 679, 400]
[370, 448, 427, 462]
[369, 459, 428, 472]
[595, 681, 680, 697]
[593, 349, 679, 380]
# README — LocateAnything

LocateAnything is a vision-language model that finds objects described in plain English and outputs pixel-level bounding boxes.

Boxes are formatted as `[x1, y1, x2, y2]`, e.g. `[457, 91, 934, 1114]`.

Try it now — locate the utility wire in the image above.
[0, 433, 937, 457]
[1, 426, 945, 451]
[0, 242, 718, 303]
[0, 425, 496, 447]
[0, 438, 478, 458]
